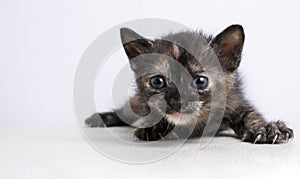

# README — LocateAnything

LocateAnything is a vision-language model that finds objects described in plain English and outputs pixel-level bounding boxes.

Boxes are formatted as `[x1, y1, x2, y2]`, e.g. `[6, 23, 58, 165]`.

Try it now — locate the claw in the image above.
[133, 135, 139, 141]
[290, 134, 294, 141]
[241, 133, 247, 142]
[285, 133, 289, 142]
[272, 134, 278, 144]
[254, 134, 262, 144]
[158, 133, 164, 140]
[174, 133, 180, 140]
[133, 129, 139, 141]
[241, 136, 246, 142]
[170, 132, 180, 140]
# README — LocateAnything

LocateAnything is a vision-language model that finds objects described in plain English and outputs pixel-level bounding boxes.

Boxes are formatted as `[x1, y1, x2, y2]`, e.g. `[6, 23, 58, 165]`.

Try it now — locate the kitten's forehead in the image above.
[154, 32, 211, 74]
[152, 44, 206, 76]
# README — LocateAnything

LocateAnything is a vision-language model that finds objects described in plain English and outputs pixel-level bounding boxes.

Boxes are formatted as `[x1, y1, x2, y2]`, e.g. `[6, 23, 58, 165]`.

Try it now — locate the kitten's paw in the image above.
[134, 128, 165, 141]
[241, 121, 294, 144]
[85, 112, 127, 127]
[85, 113, 105, 127]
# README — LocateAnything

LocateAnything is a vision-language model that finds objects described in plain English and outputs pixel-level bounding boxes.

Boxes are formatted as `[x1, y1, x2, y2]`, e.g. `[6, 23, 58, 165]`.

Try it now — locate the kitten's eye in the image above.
[150, 76, 166, 89]
[193, 76, 209, 90]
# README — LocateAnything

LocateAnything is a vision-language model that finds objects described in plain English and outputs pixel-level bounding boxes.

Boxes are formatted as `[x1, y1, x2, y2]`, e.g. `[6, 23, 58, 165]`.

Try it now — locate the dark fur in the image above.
[86, 25, 293, 144]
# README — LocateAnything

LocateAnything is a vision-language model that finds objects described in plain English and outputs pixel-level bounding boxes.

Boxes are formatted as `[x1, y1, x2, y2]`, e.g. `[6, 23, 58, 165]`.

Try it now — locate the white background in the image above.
[1, 0, 300, 127]
[1, 0, 300, 178]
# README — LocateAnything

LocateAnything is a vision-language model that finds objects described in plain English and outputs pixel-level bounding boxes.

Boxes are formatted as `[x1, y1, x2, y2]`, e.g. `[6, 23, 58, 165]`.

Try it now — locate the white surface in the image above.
[1, 0, 300, 178]
[1, 126, 299, 178]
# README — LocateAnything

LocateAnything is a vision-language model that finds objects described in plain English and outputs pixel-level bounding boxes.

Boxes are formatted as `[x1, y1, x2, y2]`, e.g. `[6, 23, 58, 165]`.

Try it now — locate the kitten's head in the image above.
[120, 25, 245, 125]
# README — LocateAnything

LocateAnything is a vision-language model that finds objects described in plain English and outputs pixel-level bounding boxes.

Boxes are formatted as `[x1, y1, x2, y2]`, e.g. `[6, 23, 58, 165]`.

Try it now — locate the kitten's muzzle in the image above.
[166, 100, 196, 114]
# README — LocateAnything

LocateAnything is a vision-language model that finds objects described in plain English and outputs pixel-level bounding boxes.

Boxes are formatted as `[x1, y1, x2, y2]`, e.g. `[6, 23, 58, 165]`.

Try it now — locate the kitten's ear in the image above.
[120, 28, 153, 59]
[210, 25, 245, 72]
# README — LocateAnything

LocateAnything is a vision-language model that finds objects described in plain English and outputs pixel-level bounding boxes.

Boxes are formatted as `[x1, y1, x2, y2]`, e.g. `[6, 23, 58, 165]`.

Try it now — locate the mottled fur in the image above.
[86, 25, 293, 144]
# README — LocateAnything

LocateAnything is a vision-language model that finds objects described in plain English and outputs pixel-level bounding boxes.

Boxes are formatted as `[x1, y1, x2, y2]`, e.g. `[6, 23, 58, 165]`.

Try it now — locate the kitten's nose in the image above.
[168, 98, 181, 111]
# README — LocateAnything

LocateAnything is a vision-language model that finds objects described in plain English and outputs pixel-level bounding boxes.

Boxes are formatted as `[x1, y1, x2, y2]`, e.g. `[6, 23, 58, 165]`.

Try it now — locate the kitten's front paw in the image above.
[85, 112, 128, 127]
[134, 128, 165, 141]
[85, 113, 105, 127]
[241, 121, 294, 144]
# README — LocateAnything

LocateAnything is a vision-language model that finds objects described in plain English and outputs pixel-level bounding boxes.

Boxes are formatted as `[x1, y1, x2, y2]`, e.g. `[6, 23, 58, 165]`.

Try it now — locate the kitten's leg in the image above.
[85, 112, 128, 127]
[85, 96, 147, 127]
[85, 103, 134, 127]
[134, 118, 174, 141]
[229, 107, 293, 144]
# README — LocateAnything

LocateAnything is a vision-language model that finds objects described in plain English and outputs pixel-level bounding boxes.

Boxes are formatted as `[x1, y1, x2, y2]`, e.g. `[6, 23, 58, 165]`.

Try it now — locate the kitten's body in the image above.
[86, 25, 293, 144]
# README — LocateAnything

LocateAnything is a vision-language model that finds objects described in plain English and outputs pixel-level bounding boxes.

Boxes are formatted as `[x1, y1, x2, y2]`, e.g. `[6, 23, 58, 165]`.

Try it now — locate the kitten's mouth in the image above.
[167, 112, 181, 118]
[164, 103, 201, 123]
[166, 111, 193, 118]
[165, 111, 195, 125]
[166, 109, 193, 117]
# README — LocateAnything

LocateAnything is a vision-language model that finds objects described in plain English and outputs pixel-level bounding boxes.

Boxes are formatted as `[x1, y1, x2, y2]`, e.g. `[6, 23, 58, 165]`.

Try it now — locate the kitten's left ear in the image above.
[210, 25, 245, 72]
[120, 28, 153, 59]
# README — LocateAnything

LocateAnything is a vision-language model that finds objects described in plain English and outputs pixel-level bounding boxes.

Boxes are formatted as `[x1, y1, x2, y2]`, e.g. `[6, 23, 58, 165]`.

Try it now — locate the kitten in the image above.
[86, 24, 293, 144]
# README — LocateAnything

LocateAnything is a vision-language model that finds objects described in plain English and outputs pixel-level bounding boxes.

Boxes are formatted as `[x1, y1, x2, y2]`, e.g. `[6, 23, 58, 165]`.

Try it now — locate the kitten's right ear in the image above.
[120, 28, 153, 59]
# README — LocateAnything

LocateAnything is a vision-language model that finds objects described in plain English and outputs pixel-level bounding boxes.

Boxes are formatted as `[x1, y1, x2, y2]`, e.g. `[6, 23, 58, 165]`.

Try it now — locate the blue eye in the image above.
[150, 76, 166, 89]
[193, 76, 209, 90]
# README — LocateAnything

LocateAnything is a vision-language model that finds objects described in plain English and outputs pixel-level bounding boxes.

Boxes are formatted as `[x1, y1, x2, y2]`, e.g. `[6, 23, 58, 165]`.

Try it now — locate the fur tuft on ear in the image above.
[120, 28, 153, 59]
[210, 24, 245, 72]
